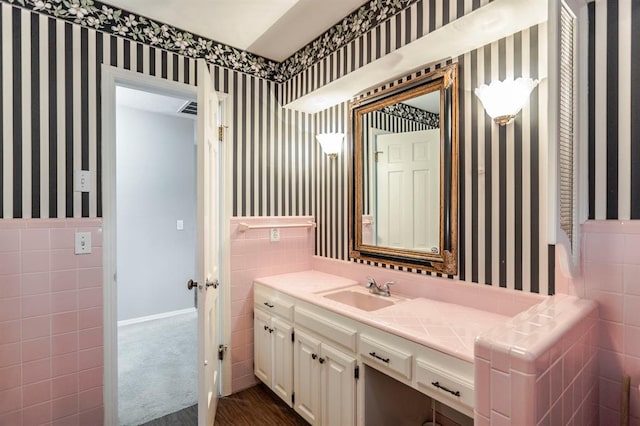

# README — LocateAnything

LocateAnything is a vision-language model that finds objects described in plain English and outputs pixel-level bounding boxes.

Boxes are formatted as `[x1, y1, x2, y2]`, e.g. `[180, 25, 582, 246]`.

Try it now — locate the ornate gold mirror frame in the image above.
[349, 63, 458, 274]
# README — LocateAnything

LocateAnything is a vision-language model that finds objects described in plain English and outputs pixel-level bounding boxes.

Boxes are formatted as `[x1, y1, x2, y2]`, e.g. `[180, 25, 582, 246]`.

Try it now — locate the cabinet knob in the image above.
[269, 328, 274, 333]
[264, 325, 269, 331]
[311, 353, 317, 360]
[319, 357, 325, 364]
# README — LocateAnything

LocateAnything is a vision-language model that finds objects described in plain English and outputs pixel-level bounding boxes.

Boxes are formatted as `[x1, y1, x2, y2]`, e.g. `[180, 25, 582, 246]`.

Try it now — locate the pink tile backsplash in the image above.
[559, 220, 640, 425]
[311, 256, 545, 316]
[229, 216, 315, 393]
[0, 219, 104, 426]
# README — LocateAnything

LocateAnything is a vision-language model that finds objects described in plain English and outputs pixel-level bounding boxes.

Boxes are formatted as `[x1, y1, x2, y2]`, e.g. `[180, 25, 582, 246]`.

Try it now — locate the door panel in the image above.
[321, 344, 356, 426]
[196, 58, 220, 426]
[253, 310, 272, 385]
[272, 318, 293, 405]
[294, 330, 321, 425]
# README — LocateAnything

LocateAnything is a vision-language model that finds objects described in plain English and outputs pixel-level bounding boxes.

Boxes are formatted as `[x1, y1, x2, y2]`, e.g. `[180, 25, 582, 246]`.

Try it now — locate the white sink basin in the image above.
[318, 286, 410, 312]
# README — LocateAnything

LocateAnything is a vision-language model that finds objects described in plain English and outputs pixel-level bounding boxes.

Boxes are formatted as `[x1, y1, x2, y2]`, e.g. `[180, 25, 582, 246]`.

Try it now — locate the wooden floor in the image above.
[141, 384, 307, 426]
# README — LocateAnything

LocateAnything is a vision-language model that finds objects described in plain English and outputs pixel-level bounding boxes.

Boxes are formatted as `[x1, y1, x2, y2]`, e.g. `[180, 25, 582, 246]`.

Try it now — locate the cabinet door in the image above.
[294, 329, 322, 425]
[321, 343, 357, 426]
[272, 317, 293, 405]
[253, 309, 272, 385]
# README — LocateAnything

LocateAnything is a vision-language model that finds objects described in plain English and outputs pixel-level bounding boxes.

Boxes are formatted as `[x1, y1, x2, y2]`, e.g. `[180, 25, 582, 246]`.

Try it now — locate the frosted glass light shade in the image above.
[474, 78, 539, 125]
[316, 132, 344, 159]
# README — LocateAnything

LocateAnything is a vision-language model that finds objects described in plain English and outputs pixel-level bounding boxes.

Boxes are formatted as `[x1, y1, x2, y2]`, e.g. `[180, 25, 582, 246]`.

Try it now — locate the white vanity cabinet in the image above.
[253, 289, 295, 406]
[252, 279, 475, 425]
[293, 328, 357, 426]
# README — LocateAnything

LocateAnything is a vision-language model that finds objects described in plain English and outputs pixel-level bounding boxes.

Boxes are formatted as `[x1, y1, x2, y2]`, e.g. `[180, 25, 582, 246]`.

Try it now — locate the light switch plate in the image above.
[270, 228, 280, 242]
[74, 170, 91, 192]
[75, 232, 92, 254]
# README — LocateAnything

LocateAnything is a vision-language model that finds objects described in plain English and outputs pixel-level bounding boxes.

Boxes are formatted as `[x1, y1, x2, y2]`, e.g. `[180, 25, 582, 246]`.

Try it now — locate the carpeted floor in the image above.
[118, 310, 197, 426]
[142, 384, 307, 426]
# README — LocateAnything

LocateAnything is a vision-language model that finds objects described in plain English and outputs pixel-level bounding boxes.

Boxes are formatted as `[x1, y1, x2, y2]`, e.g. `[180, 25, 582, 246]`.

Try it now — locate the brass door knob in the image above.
[187, 279, 198, 290]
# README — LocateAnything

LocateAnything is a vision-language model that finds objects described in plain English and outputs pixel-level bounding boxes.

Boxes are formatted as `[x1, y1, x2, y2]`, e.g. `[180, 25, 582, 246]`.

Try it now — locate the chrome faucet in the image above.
[365, 276, 395, 297]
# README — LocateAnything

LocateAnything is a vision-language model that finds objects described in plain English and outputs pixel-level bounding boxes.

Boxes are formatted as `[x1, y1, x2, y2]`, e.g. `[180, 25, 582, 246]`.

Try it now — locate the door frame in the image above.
[101, 65, 232, 425]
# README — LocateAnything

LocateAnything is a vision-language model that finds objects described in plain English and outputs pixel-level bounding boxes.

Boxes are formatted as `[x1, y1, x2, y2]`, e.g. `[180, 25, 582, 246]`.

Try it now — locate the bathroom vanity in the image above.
[251, 269, 598, 425]
[253, 270, 507, 425]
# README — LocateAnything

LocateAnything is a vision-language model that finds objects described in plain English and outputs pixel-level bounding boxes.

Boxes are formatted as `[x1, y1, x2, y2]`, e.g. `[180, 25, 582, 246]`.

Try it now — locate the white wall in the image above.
[116, 104, 197, 321]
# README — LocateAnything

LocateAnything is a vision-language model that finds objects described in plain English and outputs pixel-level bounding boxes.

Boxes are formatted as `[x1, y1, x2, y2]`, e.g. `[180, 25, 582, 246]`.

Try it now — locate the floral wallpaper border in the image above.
[3, 0, 282, 80]
[2, 0, 418, 83]
[278, 0, 420, 80]
[381, 103, 440, 128]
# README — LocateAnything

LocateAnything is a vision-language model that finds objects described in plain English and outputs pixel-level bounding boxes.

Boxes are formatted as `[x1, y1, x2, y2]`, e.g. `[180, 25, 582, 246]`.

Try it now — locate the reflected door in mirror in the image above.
[374, 129, 440, 253]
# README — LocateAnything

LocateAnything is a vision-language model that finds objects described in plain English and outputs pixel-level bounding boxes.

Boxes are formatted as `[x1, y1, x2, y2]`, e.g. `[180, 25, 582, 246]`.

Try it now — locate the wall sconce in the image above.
[474, 77, 539, 126]
[316, 133, 344, 159]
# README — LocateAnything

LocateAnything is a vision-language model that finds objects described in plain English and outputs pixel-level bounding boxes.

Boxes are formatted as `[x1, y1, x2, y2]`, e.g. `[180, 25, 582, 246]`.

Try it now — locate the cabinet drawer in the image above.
[254, 287, 294, 321]
[295, 307, 357, 352]
[359, 335, 412, 380]
[415, 359, 474, 409]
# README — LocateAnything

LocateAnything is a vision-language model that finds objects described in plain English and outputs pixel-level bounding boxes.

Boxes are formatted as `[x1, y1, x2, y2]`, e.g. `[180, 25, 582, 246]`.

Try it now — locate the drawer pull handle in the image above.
[431, 381, 461, 397]
[311, 353, 317, 360]
[369, 352, 390, 363]
[263, 302, 274, 308]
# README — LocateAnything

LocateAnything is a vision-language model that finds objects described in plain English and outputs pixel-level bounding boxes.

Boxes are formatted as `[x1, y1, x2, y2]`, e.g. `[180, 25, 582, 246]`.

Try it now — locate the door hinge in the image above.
[291, 331, 295, 342]
[218, 125, 228, 141]
[292, 392, 295, 404]
[218, 344, 227, 361]
[354, 365, 359, 380]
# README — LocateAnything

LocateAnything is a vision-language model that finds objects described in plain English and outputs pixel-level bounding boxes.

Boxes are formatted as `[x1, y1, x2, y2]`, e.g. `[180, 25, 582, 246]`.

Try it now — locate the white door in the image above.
[195, 58, 220, 426]
[376, 129, 440, 252]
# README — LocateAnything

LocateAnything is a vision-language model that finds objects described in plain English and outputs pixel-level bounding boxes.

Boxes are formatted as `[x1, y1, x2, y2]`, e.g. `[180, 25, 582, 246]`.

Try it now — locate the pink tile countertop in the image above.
[255, 270, 512, 363]
[475, 295, 598, 370]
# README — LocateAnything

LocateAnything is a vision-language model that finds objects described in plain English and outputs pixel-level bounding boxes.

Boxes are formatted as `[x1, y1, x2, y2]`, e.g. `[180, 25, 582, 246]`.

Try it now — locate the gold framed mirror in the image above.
[349, 63, 458, 274]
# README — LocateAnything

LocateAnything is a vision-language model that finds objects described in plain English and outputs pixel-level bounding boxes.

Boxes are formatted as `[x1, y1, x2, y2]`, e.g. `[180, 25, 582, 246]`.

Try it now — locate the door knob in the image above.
[187, 279, 198, 290]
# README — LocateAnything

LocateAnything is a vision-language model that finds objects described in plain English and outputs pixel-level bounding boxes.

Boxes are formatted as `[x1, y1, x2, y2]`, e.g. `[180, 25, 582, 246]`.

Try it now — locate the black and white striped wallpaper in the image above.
[458, 24, 553, 295]
[587, 0, 640, 220]
[0, 1, 555, 294]
[299, 24, 554, 294]
[0, 2, 200, 219]
[280, 0, 493, 105]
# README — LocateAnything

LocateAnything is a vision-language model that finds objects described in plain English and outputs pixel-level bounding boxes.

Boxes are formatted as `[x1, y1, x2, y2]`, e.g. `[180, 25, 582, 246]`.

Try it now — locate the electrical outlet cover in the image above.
[270, 228, 280, 242]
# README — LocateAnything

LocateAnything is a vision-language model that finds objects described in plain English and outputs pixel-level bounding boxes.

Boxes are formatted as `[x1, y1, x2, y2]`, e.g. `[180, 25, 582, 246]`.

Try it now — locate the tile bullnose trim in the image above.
[476, 296, 598, 362]
[582, 219, 640, 234]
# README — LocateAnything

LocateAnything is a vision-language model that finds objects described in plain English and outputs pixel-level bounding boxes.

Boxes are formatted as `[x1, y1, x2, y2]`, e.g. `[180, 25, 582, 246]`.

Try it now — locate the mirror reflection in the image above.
[361, 90, 441, 254]
[350, 63, 458, 274]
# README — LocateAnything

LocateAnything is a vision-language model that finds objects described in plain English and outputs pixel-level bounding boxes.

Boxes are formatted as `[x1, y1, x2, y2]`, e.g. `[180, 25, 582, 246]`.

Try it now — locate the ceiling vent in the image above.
[178, 101, 197, 115]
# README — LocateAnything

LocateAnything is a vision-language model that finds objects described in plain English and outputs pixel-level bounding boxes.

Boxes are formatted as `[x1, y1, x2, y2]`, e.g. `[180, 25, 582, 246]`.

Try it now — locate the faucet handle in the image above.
[366, 276, 377, 287]
[383, 280, 395, 287]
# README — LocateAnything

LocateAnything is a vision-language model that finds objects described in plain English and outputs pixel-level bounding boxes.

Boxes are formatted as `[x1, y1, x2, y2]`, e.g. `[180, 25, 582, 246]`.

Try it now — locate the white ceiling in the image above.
[404, 92, 440, 114]
[100, 0, 370, 61]
[116, 86, 196, 119]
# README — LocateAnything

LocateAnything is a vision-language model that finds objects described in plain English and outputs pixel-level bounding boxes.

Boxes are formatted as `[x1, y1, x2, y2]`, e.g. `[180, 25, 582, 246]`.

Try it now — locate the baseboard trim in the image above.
[118, 307, 196, 327]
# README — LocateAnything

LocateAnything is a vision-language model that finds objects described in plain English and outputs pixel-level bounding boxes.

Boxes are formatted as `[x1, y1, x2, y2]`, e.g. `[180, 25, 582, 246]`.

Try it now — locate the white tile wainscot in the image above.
[251, 270, 566, 425]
